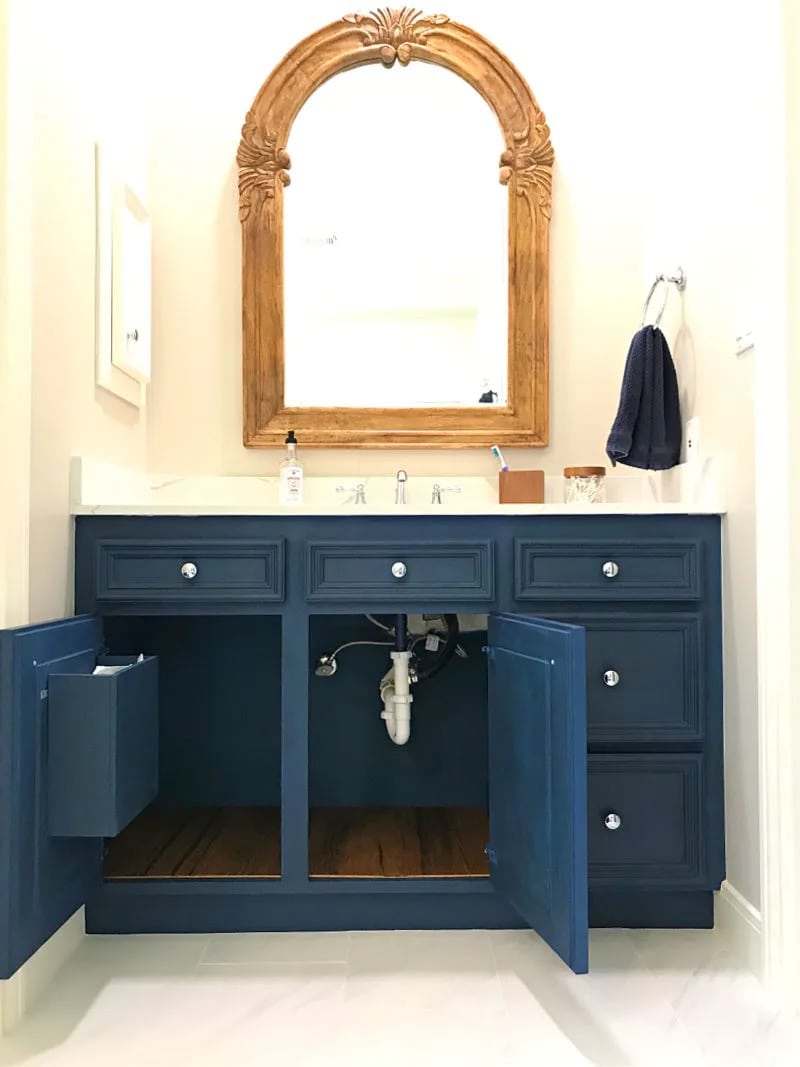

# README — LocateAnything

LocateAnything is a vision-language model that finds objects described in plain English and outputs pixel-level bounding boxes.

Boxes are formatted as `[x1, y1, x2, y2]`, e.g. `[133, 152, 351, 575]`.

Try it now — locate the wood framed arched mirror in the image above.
[238, 8, 553, 448]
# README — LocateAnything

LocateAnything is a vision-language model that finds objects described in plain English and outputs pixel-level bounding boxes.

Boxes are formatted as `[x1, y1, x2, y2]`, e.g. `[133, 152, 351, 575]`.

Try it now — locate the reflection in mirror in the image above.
[283, 62, 507, 409]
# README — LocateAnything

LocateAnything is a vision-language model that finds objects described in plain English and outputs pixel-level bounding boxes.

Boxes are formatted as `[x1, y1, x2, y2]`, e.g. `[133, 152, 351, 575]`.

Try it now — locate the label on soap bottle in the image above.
[280, 465, 304, 505]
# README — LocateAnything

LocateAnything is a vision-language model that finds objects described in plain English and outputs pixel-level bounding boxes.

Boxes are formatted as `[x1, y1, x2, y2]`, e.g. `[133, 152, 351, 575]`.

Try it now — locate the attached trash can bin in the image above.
[48, 655, 158, 837]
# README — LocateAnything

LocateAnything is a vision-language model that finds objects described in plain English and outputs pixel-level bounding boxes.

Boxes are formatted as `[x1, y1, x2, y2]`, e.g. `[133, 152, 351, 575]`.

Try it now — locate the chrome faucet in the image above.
[395, 469, 408, 505]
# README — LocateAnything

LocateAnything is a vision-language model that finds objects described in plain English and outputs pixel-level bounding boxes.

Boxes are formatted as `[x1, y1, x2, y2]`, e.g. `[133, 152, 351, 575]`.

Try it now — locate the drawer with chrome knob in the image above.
[93, 538, 285, 603]
[306, 540, 494, 602]
[588, 754, 704, 886]
[514, 539, 702, 600]
[579, 615, 701, 745]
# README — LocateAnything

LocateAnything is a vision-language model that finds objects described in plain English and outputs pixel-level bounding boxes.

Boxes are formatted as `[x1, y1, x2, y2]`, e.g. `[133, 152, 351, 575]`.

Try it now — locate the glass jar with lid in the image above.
[563, 466, 606, 504]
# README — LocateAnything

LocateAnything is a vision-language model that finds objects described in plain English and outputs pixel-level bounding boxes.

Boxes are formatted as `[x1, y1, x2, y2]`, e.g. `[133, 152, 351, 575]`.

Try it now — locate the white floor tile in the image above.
[0, 927, 796, 1067]
[200, 930, 350, 965]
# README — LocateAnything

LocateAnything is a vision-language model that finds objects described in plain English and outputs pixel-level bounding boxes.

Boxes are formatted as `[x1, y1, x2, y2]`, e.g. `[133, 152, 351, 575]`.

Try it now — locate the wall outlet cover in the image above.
[685, 416, 702, 462]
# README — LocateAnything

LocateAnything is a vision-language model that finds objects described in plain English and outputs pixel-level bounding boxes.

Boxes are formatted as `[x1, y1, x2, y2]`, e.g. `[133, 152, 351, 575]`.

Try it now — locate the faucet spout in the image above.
[395, 469, 407, 505]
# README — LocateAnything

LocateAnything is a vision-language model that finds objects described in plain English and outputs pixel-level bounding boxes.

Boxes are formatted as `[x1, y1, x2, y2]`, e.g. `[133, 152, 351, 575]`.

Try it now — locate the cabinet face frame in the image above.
[237, 9, 553, 448]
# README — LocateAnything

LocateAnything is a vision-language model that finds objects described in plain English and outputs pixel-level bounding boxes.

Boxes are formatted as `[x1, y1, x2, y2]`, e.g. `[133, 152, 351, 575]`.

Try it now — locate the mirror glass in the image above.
[283, 62, 508, 408]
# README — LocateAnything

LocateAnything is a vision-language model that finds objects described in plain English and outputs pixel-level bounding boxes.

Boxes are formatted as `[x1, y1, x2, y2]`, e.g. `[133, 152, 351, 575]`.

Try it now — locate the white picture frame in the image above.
[95, 143, 151, 407]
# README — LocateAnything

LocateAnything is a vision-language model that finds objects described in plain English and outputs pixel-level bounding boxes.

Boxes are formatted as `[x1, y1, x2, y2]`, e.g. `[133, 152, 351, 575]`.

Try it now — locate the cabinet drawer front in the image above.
[582, 616, 702, 744]
[306, 541, 494, 602]
[515, 539, 702, 600]
[48, 655, 159, 837]
[95, 540, 285, 602]
[588, 754, 704, 887]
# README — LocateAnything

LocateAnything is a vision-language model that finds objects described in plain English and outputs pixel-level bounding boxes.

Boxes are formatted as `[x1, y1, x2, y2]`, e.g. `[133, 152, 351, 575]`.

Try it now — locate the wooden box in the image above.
[499, 470, 545, 504]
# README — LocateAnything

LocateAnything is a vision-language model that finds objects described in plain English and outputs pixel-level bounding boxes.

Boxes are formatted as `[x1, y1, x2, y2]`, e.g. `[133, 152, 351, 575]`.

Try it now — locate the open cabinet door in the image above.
[0, 616, 104, 979]
[487, 612, 588, 974]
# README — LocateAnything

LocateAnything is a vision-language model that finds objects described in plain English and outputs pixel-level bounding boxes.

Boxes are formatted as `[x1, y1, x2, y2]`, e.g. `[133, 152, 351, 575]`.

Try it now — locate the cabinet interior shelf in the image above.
[309, 806, 490, 879]
[103, 805, 490, 880]
[104, 806, 281, 879]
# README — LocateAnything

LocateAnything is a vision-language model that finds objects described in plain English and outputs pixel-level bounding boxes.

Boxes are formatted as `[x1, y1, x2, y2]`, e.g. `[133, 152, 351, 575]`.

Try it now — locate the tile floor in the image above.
[0, 928, 798, 1066]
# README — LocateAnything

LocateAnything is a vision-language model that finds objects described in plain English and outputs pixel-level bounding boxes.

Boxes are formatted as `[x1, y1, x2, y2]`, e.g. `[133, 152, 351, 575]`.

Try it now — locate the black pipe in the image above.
[414, 613, 460, 683]
[394, 613, 408, 652]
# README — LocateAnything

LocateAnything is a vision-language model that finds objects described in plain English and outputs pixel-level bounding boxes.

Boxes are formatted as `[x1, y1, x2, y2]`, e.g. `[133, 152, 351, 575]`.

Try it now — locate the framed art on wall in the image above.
[95, 143, 151, 407]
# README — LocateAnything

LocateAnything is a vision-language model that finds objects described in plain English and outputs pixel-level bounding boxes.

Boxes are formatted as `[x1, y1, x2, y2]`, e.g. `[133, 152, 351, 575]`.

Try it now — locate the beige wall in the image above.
[25, 1, 148, 623]
[640, 0, 781, 908]
[144, 0, 651, 477]
[0, 0, 32, 630]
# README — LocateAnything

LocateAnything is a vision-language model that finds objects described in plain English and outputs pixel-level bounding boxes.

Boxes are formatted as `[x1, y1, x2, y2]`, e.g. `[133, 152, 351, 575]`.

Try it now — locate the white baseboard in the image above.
[715, 881, 762, 977]
[0, 909, 85, 1035]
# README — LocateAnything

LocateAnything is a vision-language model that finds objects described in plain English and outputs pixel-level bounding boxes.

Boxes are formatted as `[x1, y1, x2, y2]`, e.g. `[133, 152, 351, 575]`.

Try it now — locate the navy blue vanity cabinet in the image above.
[0, 513, 723, 979]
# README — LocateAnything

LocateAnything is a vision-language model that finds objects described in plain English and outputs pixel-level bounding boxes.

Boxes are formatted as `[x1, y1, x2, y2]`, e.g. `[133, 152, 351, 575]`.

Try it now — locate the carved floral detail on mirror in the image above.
[237, 123, 292, 222]
[499, 127, 555, 219]
[237, 8, 554, 448]
[343, 8, 450, 67]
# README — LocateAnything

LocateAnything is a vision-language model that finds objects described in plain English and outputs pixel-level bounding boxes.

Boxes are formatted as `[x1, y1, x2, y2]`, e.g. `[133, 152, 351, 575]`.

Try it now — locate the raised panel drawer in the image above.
[95, 540, 285, 603]
[588, 754, 704, 887]
[515, 539, 702, 601]
[48, 655, 158, 837]
[579, 615, 702, 744]
[306, 540, 494, 603]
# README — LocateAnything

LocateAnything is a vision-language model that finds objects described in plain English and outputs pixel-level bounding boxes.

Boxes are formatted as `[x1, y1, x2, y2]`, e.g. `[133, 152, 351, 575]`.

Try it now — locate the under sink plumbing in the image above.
[313, 613, 462, 745]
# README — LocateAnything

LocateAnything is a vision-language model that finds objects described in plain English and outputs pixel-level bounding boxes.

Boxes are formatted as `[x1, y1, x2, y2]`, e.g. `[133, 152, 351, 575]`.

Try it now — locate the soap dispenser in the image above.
[279, 430, 304, 505]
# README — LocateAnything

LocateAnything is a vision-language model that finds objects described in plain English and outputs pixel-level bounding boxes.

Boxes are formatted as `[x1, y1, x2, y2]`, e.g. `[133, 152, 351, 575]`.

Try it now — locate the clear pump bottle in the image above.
[279, 430, 304, 505]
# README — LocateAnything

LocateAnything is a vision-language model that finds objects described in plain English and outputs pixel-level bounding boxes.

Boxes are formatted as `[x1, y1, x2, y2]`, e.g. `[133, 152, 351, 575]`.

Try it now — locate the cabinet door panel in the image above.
[487, 613, 588, 974]
[0, 617, 104, 979]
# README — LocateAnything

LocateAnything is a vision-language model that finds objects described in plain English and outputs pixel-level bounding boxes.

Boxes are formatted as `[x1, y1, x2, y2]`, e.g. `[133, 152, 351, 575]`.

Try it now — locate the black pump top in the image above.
[285, 430, 297, 445]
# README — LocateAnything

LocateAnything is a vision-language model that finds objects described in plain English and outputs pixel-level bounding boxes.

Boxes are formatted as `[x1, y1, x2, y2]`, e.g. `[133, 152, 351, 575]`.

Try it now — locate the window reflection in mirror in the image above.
[283, 62, 508, 408]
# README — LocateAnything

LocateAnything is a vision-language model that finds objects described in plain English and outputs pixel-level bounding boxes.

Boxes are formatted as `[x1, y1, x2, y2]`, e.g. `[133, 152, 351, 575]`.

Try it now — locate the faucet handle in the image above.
[336, 483, 367, 504]
[431, 483, 462, 504]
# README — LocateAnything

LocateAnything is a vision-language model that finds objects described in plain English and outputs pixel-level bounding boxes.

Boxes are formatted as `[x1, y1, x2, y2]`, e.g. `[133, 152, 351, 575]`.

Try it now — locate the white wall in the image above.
[25, 0, 148, 623]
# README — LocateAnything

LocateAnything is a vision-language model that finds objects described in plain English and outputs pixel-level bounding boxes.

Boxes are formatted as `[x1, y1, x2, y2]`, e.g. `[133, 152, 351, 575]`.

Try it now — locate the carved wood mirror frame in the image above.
[238, 8, 554, 448]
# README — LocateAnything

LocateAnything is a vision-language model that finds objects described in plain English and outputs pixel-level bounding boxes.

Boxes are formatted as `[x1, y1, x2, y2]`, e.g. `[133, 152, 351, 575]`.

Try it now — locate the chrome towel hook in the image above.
[641, 266, 687, 328]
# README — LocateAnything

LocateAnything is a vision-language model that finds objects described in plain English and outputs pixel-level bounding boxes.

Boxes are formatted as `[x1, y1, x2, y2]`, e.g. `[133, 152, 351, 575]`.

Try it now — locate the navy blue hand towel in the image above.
[606, 325, 682, 470]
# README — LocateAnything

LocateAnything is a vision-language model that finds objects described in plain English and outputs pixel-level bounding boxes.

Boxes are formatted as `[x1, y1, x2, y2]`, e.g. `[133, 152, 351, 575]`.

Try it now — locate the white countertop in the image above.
[69, 458, 726, 517]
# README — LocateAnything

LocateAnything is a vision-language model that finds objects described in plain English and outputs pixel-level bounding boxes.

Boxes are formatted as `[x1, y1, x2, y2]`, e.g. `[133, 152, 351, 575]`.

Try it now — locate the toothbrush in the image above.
[491, 445, 509, 472]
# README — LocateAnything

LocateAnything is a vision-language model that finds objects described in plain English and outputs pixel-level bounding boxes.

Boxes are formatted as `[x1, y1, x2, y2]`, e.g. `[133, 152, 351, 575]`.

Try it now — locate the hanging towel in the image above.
[605, 325, 682, 470]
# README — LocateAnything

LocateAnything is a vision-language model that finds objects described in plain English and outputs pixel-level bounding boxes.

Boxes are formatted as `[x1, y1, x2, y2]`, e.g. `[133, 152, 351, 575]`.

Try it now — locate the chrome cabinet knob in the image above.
[602, 560, 620, 578]
[391, 561, 407, 579]
[604, 813, 622, 831]
[180, 562, 198, 580]
[603, 669, 620, 687]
